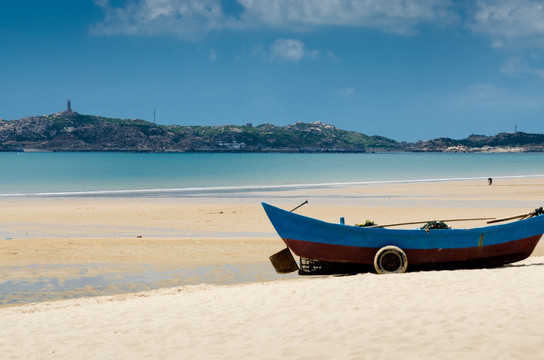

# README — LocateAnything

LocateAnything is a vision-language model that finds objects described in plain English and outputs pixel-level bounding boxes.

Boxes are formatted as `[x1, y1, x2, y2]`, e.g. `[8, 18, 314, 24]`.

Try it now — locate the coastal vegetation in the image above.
[0, 110, 542, 152]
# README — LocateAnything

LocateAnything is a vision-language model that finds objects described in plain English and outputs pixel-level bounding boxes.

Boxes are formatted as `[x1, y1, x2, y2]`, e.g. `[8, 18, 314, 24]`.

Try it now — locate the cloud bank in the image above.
[91, 0, 544, 46]
[468, 0, 544, 41]
[91, 0, 456, 39]
[91, 0, 544, 76]
[91, 0, 241, 40]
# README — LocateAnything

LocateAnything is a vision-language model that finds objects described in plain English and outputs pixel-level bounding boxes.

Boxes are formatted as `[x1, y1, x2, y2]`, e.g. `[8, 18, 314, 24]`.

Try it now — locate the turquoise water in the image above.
[2, 151, 543, 305]
[1, 152, 544, 196]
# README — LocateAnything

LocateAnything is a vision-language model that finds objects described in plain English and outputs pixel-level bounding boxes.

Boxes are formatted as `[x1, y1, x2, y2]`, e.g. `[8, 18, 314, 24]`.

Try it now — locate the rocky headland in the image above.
[1, 110, 542, 153]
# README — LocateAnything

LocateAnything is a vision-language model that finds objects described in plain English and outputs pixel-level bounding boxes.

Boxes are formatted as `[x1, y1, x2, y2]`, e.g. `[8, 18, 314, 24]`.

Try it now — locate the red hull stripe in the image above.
[283, 235, 542, 265]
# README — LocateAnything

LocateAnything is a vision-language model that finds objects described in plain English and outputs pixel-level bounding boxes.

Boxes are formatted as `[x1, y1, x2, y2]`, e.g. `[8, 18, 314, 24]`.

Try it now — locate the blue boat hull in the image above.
[262, 203, 544, 269]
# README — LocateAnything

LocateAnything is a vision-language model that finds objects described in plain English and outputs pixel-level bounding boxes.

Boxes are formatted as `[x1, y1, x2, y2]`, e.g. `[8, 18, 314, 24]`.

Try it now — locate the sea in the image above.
[2, 151, 544, 196]
[2, 151, 544, 305]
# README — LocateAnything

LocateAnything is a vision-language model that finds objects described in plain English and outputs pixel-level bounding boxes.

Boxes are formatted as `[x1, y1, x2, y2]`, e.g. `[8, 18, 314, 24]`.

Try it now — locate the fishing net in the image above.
[421, 221, 451, 230]
[356, 220, 375, 227]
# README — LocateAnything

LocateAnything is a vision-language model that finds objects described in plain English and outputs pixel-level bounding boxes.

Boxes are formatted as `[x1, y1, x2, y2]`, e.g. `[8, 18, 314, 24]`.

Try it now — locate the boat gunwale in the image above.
[261, 202, 544, 235]
[262, 202, 544, 269]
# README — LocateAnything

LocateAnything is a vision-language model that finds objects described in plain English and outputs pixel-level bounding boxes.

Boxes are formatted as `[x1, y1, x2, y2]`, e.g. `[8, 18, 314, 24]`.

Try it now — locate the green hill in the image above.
[0, 111, 398, 152]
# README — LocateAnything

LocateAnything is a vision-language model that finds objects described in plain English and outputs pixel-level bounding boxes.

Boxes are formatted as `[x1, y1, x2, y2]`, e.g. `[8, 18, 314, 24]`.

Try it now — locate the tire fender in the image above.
[374, 245, 408, 274]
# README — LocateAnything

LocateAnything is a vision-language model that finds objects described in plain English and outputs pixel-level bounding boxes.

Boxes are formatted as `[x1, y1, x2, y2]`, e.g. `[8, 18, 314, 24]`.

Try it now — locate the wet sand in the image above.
[1, 177, 543, 306]
[1, 177, 544, 358]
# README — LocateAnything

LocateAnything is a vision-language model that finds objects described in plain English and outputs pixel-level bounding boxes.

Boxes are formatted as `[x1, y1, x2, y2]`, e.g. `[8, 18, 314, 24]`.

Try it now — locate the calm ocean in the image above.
[1, 152, 544, 196]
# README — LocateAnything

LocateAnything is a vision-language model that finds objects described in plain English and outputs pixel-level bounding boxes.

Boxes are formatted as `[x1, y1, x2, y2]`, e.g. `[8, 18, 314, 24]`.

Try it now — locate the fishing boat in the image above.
[263, 202, 544, 275]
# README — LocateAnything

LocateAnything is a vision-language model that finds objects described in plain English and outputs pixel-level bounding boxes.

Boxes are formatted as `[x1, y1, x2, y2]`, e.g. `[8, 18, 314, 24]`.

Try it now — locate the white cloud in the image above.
[337, 87, 356, 97]
[465, 83, 505, 100]
[327, 50, 340, 62]
[446, 83, 541, 108]
[464, 1, 544, 79]
[500, 57, 544, 78]
[91, 0, 457, 39]
[243, 0, 456, 34]
[490, 40, 503, 48]
[251, 44, 266, 58]
[208, 49, 217, 61]
[91, 0, 239, 40]
[269, 39, 318, 62]
[468, 0, 544, 40]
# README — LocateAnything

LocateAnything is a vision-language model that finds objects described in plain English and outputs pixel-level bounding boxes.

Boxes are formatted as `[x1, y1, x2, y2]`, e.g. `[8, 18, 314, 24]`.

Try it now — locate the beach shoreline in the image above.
[1, 177, 544, 305]
[1, 172, 543, 198]
[2, 256, 544, 359]
[2, 177, 544, 358]
[2, 176, 544, 263]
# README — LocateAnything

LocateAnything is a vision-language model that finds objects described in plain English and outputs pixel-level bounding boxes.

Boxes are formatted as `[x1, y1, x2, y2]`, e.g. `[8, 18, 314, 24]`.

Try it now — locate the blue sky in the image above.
[1, 0, 544, 141]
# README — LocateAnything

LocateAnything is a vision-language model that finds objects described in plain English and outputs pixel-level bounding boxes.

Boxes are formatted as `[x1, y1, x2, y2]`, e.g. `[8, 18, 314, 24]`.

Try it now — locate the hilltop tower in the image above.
[67, 99, 72, 112]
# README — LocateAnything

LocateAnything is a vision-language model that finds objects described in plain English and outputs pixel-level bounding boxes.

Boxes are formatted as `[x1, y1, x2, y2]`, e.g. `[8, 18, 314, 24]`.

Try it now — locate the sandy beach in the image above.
[2, 257, 544, 359]
[1, 177, 544, 359]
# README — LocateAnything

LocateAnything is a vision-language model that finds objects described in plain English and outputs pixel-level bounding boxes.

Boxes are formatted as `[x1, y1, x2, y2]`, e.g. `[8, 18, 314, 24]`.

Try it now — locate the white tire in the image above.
[374, 246, 408, 274]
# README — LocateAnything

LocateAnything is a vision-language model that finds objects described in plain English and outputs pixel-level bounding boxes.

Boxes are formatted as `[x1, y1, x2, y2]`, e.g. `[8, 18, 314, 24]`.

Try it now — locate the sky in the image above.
[1, 0, 544, 142]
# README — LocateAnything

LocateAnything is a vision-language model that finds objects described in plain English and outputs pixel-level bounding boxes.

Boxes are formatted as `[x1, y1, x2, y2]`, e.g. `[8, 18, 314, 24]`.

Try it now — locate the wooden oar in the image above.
[487, 213, 532, 224]
[487, 208, 544, 224]
[368, 217, 495, 228]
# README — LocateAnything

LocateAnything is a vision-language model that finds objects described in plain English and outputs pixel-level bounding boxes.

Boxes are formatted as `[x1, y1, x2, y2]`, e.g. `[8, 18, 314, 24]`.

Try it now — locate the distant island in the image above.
[1, 103, 543, 153]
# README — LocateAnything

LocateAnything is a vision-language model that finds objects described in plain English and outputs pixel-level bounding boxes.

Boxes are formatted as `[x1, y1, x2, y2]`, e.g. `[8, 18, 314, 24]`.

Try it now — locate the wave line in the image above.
[1, 174, 543, 198]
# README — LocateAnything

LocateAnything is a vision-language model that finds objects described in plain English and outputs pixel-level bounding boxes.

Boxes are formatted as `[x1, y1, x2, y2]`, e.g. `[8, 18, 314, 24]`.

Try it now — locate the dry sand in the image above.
[2, 258, 544, 359]
[1, 177, 544, 359]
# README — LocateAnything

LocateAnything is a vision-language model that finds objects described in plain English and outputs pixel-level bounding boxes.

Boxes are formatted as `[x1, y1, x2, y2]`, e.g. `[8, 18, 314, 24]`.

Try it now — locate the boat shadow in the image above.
[296, 260, 544, 276]
[501, 262, 544, 269]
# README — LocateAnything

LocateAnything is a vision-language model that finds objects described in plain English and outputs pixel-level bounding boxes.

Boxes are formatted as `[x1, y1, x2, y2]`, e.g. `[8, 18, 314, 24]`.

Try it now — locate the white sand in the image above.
[2, 256, 544, 359]
[1, 177, 544, 359]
